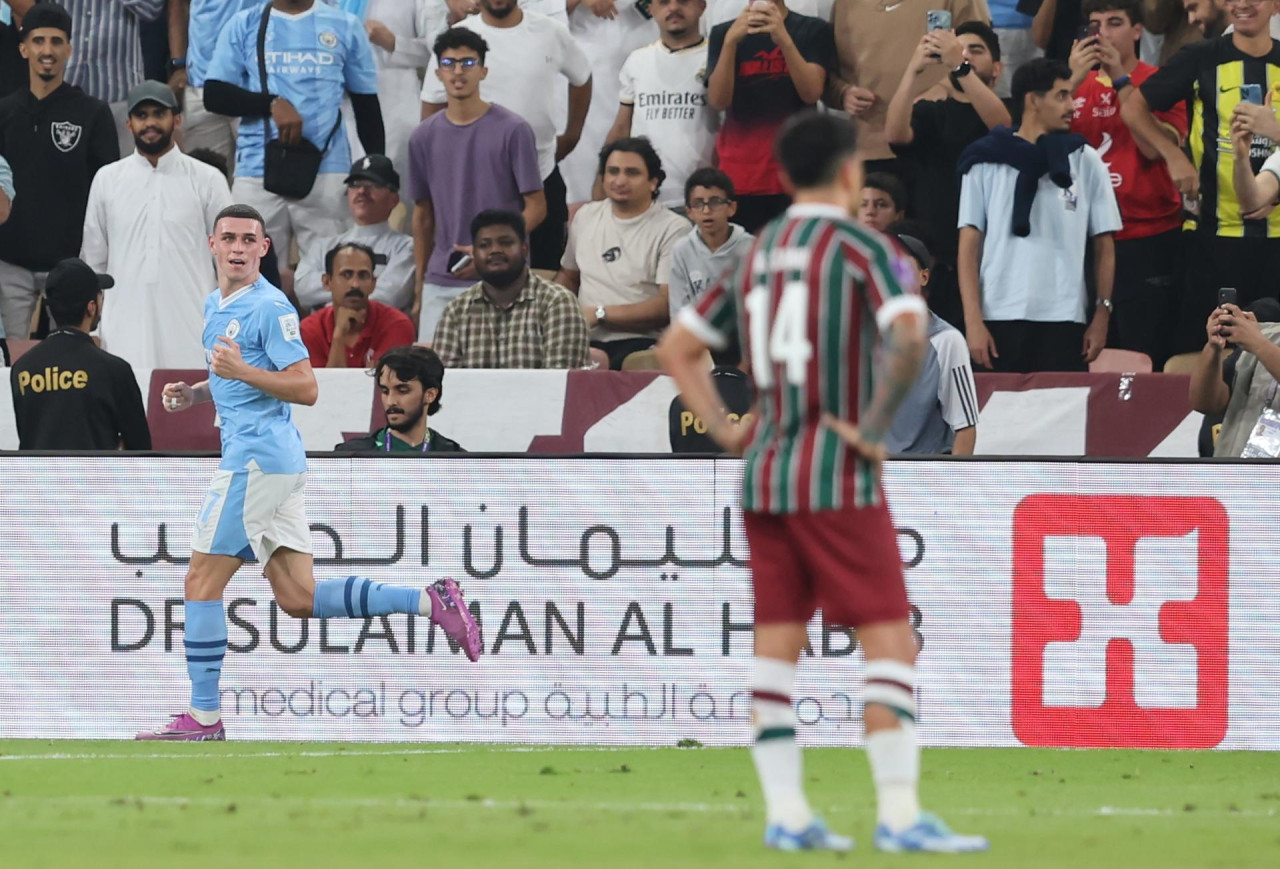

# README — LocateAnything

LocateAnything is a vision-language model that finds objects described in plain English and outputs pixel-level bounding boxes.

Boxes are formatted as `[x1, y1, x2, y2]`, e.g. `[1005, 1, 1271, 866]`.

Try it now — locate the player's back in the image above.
[734, 204, 919, 514]
[202, 277, 310, 475]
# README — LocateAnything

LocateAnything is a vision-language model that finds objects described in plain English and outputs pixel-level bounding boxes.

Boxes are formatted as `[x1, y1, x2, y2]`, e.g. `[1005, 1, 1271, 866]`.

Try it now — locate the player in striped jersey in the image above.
[658, 111, 989, 854]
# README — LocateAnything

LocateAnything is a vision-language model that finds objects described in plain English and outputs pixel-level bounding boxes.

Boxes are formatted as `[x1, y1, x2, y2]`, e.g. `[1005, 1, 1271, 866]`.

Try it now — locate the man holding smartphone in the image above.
[1068, 0, 1188, 371]
[1189, 290, 1280, 457]
[1122, 0, 1280, 352]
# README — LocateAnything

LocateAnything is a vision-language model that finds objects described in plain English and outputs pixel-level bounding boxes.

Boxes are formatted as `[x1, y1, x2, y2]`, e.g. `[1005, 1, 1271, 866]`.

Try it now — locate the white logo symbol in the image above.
[361, 157, 372, 169]
[1041, 532, 1200, 708]
[225, 319, 241, 340]
[1100, 91, 1113, 106]
[51, 121, 82, 153]
[1097, 132, 1123, 188]
[319, 31, 338, 49]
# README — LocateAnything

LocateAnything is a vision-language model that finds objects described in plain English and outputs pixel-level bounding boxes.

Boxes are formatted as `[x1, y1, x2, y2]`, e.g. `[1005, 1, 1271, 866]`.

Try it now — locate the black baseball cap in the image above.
[44, 258, 114, 307]
[894, 234, 934, 272]
[344, 154, 399, 191]
[126, 80, 179, 114]
[21, 3, 72, 39]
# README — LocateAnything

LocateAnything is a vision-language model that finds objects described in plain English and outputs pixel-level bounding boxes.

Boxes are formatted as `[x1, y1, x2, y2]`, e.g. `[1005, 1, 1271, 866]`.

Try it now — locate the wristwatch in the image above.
[167, 57, 186, 75]
[1097, 298, 1114, 313]
[949, 61, 973, 89]
[594, 304, 607, 324]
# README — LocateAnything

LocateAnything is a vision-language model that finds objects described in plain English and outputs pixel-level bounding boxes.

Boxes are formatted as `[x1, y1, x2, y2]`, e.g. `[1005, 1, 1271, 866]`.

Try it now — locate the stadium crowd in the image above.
[3, 0, 1280, 457]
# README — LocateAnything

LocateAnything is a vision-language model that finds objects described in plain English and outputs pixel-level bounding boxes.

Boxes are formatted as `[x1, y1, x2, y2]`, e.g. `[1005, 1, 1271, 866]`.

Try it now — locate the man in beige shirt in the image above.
[825, 0, 991, 167]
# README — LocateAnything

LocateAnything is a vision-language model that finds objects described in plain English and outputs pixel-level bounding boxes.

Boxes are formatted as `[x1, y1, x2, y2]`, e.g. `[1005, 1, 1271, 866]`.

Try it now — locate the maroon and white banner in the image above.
[0, 368, 1202, 455]
[0, 457, 1271, 748]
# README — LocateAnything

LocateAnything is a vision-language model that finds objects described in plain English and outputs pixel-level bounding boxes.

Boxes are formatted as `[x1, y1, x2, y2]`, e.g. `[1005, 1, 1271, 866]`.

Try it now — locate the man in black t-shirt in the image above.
[706, 0, 834, 232]
[886, 22, 1011, 329]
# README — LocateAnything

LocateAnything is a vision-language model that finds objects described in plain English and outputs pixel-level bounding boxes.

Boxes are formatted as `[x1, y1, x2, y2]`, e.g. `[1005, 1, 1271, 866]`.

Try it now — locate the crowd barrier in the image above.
[0, 368, 1203, 455]
[1, 456, 1270, 749]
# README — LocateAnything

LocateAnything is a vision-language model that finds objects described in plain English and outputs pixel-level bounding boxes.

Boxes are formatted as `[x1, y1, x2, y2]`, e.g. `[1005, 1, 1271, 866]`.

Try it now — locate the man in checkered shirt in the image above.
[432, 209, 590, 369]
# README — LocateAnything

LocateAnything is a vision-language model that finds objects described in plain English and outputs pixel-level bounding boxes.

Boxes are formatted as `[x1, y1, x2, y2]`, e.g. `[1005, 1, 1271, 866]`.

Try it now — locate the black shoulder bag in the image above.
[256, 4, 342, 199]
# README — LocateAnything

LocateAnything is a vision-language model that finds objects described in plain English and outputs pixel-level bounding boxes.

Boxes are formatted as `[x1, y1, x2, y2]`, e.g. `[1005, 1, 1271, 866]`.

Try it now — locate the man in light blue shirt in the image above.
[167, 0, 262, 163]
[204, 0, 384, 301]
[137, 202, 481, 742]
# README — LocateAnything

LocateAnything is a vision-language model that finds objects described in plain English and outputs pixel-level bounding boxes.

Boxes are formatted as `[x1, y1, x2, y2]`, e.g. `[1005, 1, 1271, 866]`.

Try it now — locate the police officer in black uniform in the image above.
[10, 257, 150, 450]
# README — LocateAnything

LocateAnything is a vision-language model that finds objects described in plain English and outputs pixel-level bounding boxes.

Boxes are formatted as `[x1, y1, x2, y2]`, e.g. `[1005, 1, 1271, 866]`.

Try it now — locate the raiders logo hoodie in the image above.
[0, 82, 117, 272]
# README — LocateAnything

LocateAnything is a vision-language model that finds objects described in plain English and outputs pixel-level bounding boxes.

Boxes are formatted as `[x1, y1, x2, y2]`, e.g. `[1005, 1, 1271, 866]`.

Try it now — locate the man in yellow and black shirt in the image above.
[1122, 0, 1280, 348]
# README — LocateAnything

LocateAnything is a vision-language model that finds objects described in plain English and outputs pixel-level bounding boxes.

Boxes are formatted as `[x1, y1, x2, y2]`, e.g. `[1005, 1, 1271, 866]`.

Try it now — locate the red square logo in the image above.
[1011, 495, 1229, 749]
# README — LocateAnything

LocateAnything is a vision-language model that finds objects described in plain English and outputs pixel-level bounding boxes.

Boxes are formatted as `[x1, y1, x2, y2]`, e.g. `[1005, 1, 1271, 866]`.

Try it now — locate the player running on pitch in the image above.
[137, 204, 482, 741]
[657, 112, 988, 854]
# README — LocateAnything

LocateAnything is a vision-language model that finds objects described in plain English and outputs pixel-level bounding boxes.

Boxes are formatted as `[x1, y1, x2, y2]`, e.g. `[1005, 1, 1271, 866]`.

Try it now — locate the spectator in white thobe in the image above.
[80, 81, 231, 370]
[345, 0, 443, 184]
[294, 154, 416, 313]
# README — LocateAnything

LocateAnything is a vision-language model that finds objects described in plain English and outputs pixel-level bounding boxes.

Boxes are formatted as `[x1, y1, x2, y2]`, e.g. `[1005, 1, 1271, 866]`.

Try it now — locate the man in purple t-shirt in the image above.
[408, 28, 546, 343]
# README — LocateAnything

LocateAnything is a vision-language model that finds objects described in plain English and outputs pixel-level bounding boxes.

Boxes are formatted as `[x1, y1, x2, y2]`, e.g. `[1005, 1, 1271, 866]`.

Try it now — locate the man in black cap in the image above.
[81, 78, 231, 371]
[0, 2, 118, 341]
[294, 154, 415, 313]
[9, 257, 151, 450]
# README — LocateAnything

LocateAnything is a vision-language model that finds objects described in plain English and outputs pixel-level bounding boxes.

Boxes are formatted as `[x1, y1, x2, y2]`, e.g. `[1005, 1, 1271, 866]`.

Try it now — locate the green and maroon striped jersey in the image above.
[679, 203, 926, 514]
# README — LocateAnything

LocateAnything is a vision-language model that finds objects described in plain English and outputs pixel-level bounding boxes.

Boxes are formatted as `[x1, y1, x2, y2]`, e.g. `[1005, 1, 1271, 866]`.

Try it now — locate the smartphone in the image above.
[448, 252, 473, 275]
[1218, 287, 1239, 308]
[1241, 83, 1264, 105]
[926, 10, 951, 59]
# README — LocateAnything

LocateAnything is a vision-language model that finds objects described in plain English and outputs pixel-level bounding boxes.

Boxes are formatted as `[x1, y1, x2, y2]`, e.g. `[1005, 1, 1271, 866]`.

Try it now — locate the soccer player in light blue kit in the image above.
[137, 204, 481, 741]
[203, 0, 385, 296]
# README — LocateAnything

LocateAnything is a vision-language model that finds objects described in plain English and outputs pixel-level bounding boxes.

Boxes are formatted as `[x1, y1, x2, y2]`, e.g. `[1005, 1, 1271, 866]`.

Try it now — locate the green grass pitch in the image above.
[0, 742, 1276, 868]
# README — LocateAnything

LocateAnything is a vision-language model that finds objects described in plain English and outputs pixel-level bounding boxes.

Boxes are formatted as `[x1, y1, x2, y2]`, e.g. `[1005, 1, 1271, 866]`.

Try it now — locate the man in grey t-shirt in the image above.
[407, 28, 546, 343]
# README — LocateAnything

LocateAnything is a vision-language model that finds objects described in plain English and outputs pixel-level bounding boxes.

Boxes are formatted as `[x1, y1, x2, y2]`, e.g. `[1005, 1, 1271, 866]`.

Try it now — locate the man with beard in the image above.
[10, 257, 150, 450]
[433, 209, 590, 368]
[603, 0, 718, 209]
[300, 242, 416, 369]
[81, 79, 232, 370]
[335, 344, 466, 452]
[0, 3, 118, 341]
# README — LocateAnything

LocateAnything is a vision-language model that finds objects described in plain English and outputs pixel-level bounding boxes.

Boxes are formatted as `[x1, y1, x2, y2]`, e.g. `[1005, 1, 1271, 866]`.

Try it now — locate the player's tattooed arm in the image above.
[858, 311, 927, 444]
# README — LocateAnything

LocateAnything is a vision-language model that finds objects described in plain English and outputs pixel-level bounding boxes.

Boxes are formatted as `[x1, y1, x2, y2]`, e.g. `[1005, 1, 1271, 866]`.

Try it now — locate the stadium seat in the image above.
[5, 338, 38, 363]
[621, 348, 663, 371]
[1089, 348, 1152, 373]
[530, 268, 558, 282]
[1162, 352, 1201, 375]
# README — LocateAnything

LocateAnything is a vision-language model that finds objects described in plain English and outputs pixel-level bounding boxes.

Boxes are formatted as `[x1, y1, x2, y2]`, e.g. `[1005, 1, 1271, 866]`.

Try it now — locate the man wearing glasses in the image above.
[407, 28, 545, 343]
[668, 167, 754, 325]
[1122, 0, 1280, 350]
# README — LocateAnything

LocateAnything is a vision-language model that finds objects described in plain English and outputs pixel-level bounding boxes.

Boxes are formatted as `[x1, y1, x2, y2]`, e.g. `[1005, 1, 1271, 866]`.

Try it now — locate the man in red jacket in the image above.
[300, 241, 415, 369]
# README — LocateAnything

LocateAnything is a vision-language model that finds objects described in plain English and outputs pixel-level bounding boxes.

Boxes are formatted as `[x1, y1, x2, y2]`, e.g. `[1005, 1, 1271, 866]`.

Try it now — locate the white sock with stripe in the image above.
[750, 657, 814, 832]
[863, 659, 920, 832]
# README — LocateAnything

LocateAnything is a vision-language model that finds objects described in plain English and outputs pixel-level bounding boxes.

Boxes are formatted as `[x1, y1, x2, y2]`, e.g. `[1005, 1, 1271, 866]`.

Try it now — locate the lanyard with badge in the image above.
[1241, 381, 1280, 457]
[380, 427, 432, 453]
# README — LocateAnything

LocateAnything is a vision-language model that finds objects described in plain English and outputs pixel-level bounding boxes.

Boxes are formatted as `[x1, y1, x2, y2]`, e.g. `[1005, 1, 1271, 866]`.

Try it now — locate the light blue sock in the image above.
[185, 600, 227, 714]
[312, 576, 421, 618]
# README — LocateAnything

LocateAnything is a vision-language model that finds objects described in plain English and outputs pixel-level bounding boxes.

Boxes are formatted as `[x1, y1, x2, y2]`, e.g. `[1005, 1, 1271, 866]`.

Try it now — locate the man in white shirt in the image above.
[555, 137, 689, 369]
[957, 58, 1122, 373]
[348, 0, 441, 183]
[294, 154, 416, 313]
[560, 0, 658, 204]
[421, 0, 592, 270]
[80, 80, 232, 370]
[604, 0, 718, 209]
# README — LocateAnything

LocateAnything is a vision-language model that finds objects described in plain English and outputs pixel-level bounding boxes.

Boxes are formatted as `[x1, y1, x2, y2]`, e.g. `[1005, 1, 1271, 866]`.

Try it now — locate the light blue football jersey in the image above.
[202, 277, 310, 475]
[187, 0, 262, 88]
[205, 2, 378, 179]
